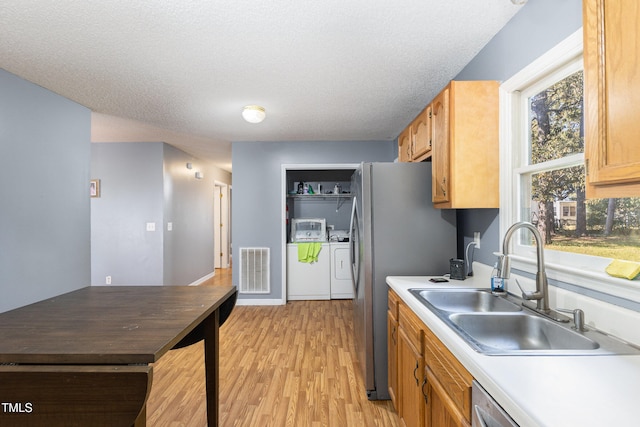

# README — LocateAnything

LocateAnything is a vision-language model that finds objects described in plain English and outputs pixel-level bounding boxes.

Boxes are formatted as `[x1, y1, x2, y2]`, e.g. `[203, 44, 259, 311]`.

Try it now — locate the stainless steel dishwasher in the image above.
[472, 381, 519, 427]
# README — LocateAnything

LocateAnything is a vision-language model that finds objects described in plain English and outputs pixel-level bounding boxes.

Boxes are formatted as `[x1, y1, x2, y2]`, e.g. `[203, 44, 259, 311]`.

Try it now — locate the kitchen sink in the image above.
[410, 288, 521, 313]
[448, 312, 599, 354]
[408, 287, 640, 356]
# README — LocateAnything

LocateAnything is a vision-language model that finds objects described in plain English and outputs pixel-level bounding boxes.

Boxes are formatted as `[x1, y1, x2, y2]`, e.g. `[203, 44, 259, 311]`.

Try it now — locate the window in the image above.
[500, 30, 640, 301]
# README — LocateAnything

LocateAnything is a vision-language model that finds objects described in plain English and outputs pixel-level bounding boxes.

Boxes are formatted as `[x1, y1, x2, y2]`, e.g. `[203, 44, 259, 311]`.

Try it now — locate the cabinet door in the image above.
[411, 106, 432, 161]
[388, 310, 399, 410]
[399, 328, 424, 427]
[584, 0, 640, 197]
[431, 87, 450, 204]
[425, 369, 470, 427]
[423, 326, 473, 423]
[398, 127, 413, 162]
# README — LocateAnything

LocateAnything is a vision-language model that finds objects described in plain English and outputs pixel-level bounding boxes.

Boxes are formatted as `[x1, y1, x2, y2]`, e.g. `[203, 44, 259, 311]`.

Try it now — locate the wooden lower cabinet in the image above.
[398, 303, 426, 427]
[390, 290, 473, 427]
[423, 326, 473, 425]
[399, 328, 425, 427]
[388, 306, 399, 408]
[425, 368, 470, 427]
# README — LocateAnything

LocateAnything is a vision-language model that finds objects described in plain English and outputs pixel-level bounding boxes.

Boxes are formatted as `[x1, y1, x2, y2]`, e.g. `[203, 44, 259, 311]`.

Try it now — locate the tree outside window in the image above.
[526, 71, 640, 262]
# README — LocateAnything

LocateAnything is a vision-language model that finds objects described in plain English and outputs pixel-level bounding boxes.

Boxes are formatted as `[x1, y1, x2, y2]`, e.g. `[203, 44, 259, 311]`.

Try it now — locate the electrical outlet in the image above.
[474, 232, 481, 249]
[146, 222, 156, 232]
[106, 276, 112, 285]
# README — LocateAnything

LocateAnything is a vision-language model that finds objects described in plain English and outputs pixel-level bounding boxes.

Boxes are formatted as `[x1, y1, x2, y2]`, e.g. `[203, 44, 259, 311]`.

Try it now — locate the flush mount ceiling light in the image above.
[242, 105, 266, 123]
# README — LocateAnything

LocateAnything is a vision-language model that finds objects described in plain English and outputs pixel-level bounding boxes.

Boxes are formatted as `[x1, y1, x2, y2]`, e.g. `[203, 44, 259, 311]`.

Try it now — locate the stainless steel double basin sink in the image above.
[409, 288, 640, 356]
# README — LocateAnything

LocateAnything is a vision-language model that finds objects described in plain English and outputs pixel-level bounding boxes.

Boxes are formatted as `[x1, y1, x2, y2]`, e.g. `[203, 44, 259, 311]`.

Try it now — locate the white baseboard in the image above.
[235, 298, 285, 306]
[189, 271, 215, 286]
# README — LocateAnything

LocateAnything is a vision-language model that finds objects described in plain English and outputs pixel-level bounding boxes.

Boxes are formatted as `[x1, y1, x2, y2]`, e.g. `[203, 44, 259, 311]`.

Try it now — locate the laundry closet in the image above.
[285, 168, 355, 300]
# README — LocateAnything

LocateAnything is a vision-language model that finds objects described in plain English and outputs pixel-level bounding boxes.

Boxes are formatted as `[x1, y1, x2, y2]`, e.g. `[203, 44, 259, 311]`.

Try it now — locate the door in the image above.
[214, 183, 229, 269]
[350, 164, 375, 394]
[214, 186, 222, 269]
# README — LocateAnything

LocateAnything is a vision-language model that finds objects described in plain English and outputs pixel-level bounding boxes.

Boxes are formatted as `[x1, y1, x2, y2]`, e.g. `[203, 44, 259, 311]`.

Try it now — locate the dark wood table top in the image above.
[0, 285, 236, 365]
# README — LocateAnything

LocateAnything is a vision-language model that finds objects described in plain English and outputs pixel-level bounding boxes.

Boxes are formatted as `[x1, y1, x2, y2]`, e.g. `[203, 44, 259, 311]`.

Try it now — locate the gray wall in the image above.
[289, 198, 353, 232]
[232, 140, 396, 300]
[91, 143, 165, 285]
[454, 0, 583, 267]
[91, 142, 232, 286]
[0, 69, 91, 313]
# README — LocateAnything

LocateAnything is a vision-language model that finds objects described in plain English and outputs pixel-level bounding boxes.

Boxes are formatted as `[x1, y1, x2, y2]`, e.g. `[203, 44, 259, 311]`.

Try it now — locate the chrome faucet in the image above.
[497, 221, 569, 322]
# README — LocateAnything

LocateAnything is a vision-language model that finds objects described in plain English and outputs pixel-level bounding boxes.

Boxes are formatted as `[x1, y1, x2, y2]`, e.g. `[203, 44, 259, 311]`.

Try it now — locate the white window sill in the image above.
[509, 254, 640, 303]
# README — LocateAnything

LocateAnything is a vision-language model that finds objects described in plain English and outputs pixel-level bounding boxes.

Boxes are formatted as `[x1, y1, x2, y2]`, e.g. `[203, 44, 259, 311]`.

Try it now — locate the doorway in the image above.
[280, 163, 359, 302]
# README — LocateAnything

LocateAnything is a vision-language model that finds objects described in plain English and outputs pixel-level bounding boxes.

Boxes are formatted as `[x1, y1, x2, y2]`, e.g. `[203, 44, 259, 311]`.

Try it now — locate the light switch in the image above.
[146, 222, 156, 232]
[167, 222, 173, 231]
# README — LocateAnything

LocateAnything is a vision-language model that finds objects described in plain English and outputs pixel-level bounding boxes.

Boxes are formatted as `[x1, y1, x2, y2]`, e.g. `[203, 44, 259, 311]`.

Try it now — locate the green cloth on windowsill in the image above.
[298, 242, 322, 263]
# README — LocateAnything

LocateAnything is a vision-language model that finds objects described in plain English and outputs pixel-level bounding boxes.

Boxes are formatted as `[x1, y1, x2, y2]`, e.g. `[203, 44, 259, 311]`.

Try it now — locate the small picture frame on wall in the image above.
[90, 179, 101, 198]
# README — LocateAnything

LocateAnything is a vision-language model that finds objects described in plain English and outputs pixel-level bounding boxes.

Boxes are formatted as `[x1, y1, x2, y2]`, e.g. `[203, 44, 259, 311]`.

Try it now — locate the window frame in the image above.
[499, 29, 640, 302]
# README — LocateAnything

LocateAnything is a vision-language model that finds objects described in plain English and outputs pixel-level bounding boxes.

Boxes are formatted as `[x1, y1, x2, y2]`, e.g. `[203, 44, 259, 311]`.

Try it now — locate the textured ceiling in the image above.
[0, 1, 524, 172]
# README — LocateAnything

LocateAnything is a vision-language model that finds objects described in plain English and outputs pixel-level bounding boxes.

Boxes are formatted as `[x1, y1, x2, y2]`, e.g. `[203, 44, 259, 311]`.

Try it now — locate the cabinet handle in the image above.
[413, 361, 419, 386]
[440, 177, 447, 197]
[421, 377, 428, 404]
[391, 325, 397, 345]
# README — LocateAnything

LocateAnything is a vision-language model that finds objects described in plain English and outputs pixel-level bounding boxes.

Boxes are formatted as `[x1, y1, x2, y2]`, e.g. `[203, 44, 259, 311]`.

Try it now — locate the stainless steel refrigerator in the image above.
[349, 162, 457, 400]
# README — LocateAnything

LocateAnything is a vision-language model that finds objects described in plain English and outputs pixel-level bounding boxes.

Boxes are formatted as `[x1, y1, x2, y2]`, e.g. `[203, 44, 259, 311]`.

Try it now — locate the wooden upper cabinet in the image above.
[397, 106, 432, 163]
[431, 81, 499, 209]
[398, 127, 412, 163]
[411, 106, 432, 162]
[431, 88, 450, 205]
[584, 0, 640, 198]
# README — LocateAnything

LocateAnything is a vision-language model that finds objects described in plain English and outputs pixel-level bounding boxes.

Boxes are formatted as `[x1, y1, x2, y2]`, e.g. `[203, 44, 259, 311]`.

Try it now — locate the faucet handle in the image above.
[515, 279, 542, 301]
[557, 308, 587, 332]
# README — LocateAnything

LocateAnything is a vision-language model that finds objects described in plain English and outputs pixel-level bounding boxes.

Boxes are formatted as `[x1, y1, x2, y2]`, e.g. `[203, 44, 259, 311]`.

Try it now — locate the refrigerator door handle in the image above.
[349, 196, 360, 295]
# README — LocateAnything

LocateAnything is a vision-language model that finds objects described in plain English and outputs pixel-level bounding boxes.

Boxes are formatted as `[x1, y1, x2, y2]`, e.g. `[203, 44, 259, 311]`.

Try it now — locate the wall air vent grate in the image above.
[239, 247, 270, 294]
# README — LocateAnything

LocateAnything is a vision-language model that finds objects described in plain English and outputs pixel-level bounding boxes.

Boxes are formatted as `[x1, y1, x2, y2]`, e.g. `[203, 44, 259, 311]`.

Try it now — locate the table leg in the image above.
[203, 309, 220, 426]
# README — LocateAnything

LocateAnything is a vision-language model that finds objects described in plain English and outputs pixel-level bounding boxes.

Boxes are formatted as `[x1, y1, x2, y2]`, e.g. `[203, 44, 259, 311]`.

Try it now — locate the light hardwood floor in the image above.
[146, 268, 400, 426]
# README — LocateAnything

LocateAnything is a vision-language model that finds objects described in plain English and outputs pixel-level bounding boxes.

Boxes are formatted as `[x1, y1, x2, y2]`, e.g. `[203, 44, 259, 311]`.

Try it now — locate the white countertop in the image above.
[386, 271, 640, 427]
